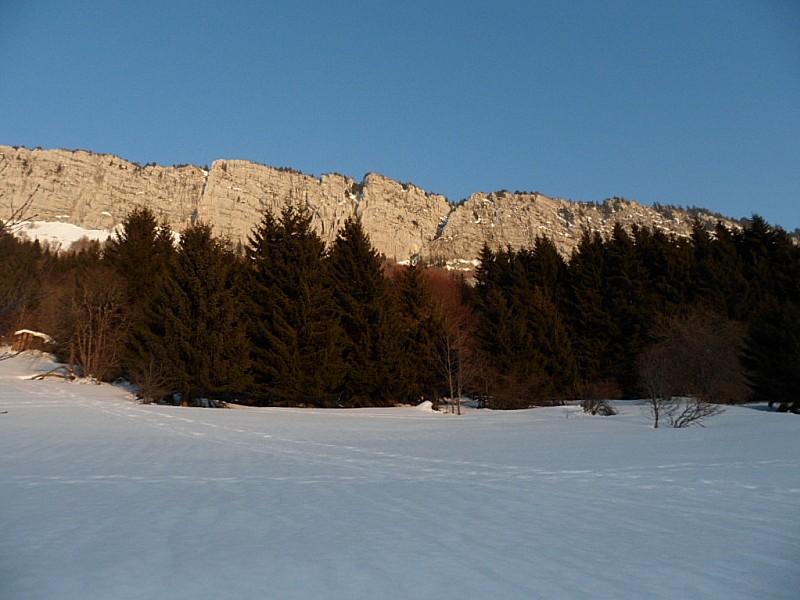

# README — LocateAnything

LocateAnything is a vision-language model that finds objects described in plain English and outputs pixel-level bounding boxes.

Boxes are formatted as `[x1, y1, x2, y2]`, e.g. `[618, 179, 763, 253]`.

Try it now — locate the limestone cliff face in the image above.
[0, 145, 205, 231]
[425, 192, 731, 264]
[198, 158, 357, 246]
[0, 145, 739, 263]
[356, 173, 451, 261]
[194, 161, 453, 259]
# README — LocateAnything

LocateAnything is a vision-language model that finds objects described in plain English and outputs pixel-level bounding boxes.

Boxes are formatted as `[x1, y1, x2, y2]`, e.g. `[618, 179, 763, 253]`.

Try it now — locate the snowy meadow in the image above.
[1, 352, 798, 599]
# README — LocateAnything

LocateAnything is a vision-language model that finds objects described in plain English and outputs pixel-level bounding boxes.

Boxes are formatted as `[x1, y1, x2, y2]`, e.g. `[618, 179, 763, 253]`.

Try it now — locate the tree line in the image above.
[1, 206, 798, 413]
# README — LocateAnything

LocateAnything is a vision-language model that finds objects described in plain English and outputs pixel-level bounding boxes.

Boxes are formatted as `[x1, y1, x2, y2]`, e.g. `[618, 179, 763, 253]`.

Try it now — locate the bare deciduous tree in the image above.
[638, 338, 725, 428]
[637, 308, 745, 428]
[638, 344, 672, 428]
[38, 265, 132, 382]
[435, 301, 476, 414]
[69, 266, 131, 382]
[654, 309, 748, 404]
[0, 218, 45, 339]
[427, 270, 477, 414]
[127, 355, 173, 403]
[0, 185, 38, 235]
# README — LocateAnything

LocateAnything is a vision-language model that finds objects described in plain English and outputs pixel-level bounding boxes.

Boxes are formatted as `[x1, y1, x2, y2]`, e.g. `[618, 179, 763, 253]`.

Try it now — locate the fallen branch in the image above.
[30, 364, 79, 381]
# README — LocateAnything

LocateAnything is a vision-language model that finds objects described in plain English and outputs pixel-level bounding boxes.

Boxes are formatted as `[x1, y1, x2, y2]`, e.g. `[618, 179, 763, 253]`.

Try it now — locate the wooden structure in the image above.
[11, 329, 56, 353]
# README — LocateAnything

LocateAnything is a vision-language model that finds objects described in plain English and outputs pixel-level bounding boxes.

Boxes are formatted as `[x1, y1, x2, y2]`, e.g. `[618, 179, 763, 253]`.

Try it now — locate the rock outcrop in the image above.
[0, 146, 205, 231]
[0, 145, 740, 264]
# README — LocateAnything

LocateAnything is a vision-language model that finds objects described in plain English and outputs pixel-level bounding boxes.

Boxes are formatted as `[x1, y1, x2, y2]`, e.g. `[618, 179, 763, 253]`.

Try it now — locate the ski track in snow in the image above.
[1, 353, 799, 599]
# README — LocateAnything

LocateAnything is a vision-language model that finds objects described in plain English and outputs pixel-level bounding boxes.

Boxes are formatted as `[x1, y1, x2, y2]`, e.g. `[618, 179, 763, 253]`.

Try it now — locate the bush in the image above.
[643, 394, 724, 428]
[128, 356, 173, 404]
[581, 398, 618, 416]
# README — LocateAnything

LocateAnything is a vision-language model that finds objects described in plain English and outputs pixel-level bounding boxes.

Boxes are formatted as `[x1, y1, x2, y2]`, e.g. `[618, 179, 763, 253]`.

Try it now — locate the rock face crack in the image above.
[432, 209, 455, 242]
[0, 145, 742, 266]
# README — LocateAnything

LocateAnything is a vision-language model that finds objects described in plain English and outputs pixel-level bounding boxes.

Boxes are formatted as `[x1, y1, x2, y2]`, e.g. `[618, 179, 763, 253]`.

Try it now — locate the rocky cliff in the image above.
[0, 145, 738, 264]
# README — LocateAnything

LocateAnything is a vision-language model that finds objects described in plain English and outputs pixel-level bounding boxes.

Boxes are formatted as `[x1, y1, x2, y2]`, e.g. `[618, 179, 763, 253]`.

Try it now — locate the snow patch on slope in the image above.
[13, 220, 114, 251]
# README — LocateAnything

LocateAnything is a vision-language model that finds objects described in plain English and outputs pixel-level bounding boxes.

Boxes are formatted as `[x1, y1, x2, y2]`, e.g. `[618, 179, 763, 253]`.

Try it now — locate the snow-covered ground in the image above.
[1, 352, 798, 599]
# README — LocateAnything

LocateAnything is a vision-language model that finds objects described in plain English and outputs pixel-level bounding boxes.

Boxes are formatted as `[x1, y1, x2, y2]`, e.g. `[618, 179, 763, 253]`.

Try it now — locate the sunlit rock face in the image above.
[0, 145, 737, 264]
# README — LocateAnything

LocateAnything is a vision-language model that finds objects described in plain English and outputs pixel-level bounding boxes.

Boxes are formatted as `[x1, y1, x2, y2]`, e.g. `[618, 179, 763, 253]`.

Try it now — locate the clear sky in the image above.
[2, 1, 799, 231]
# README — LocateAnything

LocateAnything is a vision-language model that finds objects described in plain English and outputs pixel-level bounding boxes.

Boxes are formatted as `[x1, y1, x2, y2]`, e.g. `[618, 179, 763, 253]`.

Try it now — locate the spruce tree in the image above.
[103, 207, 174, 304]
[392, 264, 440, 402]
[525, 288, 578, 402]
[741, 300, 800, 413]
[132, 223, 251, 405]
[690, 222, 748, 319]
[103, 208, 175, 378]
[603, 224, 649, 396]
[564, 230, 612, 388]
[246, 206, 344, 406]
[736, 216, 800, 311]
[632, 225, 691, 317]
[525, 235, 569, 304]
[329, 217, 406, 405]
[473, 244, 578, 407]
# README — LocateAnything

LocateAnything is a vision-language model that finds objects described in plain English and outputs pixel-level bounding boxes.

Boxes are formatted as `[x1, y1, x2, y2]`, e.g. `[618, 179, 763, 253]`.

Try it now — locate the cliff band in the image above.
[0, 145, 736, 263]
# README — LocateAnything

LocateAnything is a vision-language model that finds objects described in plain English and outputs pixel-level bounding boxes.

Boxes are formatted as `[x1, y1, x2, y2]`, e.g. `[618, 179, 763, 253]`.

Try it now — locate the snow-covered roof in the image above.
[13, 329, 55, 344]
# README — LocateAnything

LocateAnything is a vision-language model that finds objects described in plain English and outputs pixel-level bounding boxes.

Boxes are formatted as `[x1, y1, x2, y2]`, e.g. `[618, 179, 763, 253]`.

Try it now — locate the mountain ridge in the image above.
[0, 145, 747, 264]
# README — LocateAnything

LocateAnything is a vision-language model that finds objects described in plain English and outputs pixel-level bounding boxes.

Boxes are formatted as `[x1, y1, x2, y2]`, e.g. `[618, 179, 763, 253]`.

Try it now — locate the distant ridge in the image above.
[0, 145, 747, 265]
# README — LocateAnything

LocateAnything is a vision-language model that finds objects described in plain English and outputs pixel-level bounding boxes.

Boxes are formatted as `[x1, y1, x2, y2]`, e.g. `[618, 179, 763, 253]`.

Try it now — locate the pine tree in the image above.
[246, 206, 344, 406]
[132, 223, 251, 406]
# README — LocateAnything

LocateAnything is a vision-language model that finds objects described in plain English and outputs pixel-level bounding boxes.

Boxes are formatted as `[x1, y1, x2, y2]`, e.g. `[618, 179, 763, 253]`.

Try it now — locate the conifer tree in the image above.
[473, 244, 578, 407]
[690, 222, 748, 319]
[632, 225, 691, 316]
[329, 217, 406, 405]
[564, 230, 612, 388]
[392, 264, 440, 402]
[103, 208, 174, 379]
[736, 216, 800, 311]
[246, 206, 344, 406]
[524, 235, 569, 304]
[525, 288, 578, 401]
[103, 207, 174, 304]
[132, 223, 251, 405]
[741, 300, 800, 413]
[602, 224, 649, 395]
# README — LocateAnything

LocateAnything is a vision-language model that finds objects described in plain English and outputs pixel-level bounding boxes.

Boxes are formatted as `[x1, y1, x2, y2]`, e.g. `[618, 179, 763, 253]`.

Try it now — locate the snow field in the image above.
[12, 221, 114, 250]
[1, 352, 798, 599]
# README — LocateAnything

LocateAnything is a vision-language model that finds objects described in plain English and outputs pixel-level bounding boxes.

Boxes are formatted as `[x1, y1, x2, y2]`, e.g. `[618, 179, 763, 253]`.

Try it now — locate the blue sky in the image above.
[2, 1, 799, 230]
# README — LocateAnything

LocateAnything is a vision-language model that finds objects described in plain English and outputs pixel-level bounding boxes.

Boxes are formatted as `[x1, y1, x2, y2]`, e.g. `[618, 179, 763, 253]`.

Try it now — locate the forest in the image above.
[1, 205, 798, 414]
